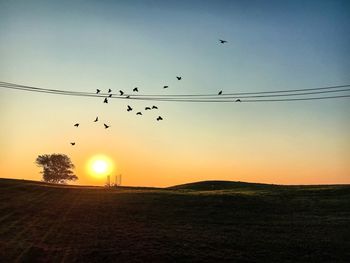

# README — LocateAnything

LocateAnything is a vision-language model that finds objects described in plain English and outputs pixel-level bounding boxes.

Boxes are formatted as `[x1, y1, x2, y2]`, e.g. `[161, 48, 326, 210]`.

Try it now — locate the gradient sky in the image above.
[0, 0, 349, 186]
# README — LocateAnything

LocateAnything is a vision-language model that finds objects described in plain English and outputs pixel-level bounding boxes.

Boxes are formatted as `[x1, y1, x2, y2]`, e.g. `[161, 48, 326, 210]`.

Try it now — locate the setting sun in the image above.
[92, 160, 108, 174]
[87, 155, 114, 178]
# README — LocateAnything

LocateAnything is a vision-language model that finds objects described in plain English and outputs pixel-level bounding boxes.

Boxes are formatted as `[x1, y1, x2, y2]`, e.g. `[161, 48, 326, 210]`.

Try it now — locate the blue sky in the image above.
[0, 0, 349, 186]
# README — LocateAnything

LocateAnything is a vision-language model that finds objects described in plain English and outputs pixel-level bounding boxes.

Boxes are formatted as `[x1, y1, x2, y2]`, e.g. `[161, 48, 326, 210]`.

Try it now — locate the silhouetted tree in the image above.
[35, 154, 78, 184]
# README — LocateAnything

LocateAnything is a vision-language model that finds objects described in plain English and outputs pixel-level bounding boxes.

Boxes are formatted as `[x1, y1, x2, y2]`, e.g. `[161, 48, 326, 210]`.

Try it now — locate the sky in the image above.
[0, 0, 349, 186]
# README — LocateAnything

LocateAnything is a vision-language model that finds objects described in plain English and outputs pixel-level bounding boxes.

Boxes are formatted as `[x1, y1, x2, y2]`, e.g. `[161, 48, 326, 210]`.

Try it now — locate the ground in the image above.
[0, 178, 349, 262]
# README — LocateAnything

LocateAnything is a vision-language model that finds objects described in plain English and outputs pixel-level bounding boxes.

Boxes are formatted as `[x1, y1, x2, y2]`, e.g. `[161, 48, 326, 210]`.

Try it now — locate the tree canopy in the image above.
[35, 154, 78, 184]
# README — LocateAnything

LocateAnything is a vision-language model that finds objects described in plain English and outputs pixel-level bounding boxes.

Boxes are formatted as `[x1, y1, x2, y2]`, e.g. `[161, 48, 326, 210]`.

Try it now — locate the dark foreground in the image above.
[0, 179, 350, 262]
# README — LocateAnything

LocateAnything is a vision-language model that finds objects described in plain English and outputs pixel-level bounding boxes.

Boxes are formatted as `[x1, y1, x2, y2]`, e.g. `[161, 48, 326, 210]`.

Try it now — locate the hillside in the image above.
[1, 178, 350, 262]
[169, 180, 278, 191]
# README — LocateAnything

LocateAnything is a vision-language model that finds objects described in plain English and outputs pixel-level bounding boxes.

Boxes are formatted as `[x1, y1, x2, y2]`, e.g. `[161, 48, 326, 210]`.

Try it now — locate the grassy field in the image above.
[0, 178, 349, 262]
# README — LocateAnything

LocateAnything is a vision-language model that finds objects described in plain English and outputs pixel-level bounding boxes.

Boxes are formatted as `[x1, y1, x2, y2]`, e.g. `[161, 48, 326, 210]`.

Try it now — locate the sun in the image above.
[92, 160, 108, 174]
[87, 155, 114, 178]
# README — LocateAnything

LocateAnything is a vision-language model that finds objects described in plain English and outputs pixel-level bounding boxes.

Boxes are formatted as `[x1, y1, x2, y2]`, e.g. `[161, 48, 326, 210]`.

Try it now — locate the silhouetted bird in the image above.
[96, 89, 101, 94]
[94, 117, 98, 122]
[74, 123, 79, 127]
[219, 39, 227, 44]
[108, 94, 112, 98]
[70, 142, 75, 146]
[119, 90, 124, 96]
[126, 95, 130, 98]
[133, 87, 139, 92]
[127, 105, 133, 112]
[145, 107, 151, 110]
[104, 124, 110, 129]
[157, 116, 163, 121]
[108, 89, 112, 93]
[235, 99, 241, 102]
[152, 106, 158, 109]
[218, 90, 222, 95]
[104, 98, 108, 103]
[136, 112, 142, 115]
[176, 76, 182, 80]
[163, 85, 168, 89]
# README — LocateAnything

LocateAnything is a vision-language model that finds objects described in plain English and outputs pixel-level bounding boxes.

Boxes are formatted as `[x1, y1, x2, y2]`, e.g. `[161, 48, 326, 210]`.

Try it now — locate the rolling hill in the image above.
[169, 180, 278, 190]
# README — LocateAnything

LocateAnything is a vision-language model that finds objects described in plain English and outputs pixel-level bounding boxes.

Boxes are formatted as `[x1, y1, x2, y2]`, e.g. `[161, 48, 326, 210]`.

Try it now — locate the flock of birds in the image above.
[70, 39, 228, 146]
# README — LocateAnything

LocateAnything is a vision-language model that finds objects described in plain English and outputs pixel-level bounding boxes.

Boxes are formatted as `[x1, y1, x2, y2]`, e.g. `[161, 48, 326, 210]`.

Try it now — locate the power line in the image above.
[2, 81, 350, 96]
[126, 94, 350, 102]
[0, 83, 109, 99]
[124, 88, 350, 99]
[1, 81, 350, 102]
[0, 82, 93, 95]
[109, 84, 350, 97]
[2, 83, 350, 99]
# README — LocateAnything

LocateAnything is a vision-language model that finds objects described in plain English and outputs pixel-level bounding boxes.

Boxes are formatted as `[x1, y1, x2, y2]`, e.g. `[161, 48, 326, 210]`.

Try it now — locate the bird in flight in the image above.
[104, 98, 108, 103]
[104, 124, 110, 129]
[163, 85, 168, 89]
[127, 105, 133, 112]
[157, 116, 163, 121]
[145, 107, 151, 110]
[119, 90, 124, 96]
[108, 89, 112, 93]
[74, 123, 79, 127]
[235, 99, 241, 102]
[96, 89, 101, 94]
[108, 94, 112, 98]
[176, 76, 182, 80]
[136, 112, 142, 115]
[94, 117, 98, 122]
[70, 142, 75, 146]
[126, 95, 130, 99]
[219, 39, 227, 44]
[133, 87, 139, 92]
[218, 90, 223, 95]
[152, 106, 158, 109]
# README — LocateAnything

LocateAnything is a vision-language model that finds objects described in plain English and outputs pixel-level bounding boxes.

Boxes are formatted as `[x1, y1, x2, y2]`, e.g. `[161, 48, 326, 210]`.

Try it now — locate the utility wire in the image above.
[2, 83, 350, 99]
[108, 84, 350, 97]
[1, 81, 350, 102]
[129, 94, 350, 102]
[2, 81, 350, 96]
